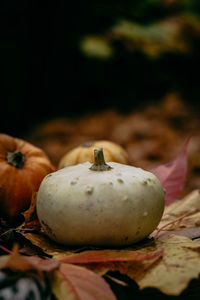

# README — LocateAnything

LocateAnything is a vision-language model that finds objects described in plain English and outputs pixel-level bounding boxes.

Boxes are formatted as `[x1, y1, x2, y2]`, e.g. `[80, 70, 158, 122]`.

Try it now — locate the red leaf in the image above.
[59, 249, 163, 264]
[151, 138, 190, 206]
[56, 263, 117, 300]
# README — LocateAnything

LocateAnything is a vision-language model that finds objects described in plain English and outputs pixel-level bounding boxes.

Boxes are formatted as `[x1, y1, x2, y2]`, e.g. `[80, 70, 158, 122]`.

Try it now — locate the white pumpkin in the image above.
[36, 148, 165, 246]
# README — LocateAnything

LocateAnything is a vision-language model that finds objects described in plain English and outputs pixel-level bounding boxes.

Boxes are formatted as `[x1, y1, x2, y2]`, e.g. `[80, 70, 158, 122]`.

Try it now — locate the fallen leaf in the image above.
[19, 231, 83, 257]
[49, 263, 116, 300]
[122, 234, 200, 295]
[19, 231, 163, 274]
[81, 234, 200, 296]
[153, 189, 200, 239]
[56, 247, 163, 283]
[169, 227, 200, 240]
[164, 189, 200, 217]
[0, 244, 59, 273]
[151, 138, 190, 205]
[58, 249, 163, 264]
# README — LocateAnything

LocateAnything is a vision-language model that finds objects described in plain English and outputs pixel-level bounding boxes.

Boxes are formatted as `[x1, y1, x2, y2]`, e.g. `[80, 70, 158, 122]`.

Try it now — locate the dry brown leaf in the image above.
[74, 234, 200, 295]
[20, 231, 76, 257]
[21, 192, 41, 230]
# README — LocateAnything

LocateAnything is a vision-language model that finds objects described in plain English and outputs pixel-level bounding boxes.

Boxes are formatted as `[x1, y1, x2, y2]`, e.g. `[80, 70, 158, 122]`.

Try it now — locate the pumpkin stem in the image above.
[6, 150, 25, 168]
[89, 148, 112, 171]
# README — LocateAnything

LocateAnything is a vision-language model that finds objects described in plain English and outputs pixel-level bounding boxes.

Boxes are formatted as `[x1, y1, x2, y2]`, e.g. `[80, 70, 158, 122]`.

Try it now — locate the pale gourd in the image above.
[58, 140, 129, 169]
[37, 148, 165, 246]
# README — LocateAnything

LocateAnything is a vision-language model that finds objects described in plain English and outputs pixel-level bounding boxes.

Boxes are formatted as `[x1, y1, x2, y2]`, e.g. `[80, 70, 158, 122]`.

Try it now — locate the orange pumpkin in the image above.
[0, 133, 54, 220]
[58, 140, 129, 169]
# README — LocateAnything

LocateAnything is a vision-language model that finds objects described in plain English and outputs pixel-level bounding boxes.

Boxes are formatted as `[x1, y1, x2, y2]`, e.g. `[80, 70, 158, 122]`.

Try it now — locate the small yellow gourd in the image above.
[58, 140, 129, 169]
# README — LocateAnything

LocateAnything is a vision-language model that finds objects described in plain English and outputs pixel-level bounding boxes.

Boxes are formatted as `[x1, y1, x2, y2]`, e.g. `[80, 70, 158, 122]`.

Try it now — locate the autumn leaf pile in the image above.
[1, 127, 200, 300]
[1, 96, 200, 299]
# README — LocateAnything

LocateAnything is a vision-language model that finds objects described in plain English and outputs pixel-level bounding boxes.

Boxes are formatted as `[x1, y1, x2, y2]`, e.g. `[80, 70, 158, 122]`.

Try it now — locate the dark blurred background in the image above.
[1, 0, 200, 136]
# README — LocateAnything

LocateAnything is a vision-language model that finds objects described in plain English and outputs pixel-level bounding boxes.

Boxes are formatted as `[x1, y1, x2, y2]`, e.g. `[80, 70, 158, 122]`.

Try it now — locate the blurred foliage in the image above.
[81, 36, 114, 59]
[1, 0, 200, 135]
[80, 0, 200, 59]
[75, 0, 200, 114]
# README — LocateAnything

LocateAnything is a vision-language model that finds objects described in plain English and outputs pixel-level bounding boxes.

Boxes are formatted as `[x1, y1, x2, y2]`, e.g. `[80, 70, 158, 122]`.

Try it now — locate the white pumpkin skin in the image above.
[37, 161, 165, 246]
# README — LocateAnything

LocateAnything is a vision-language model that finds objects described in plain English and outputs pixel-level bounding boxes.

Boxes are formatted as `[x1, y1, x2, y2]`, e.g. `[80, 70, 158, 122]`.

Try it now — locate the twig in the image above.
[105, 274, 128, 286]
[0, 244, 12, 254]
[155, 208, 200, 238]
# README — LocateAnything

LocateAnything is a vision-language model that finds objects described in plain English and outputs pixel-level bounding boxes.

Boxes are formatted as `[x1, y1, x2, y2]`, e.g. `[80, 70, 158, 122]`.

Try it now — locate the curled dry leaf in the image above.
[151, 138, 190, 205]
[58, 249, 163, 264]
[49, 263, 116, 300]
[19, 231, 82, 257]
[22, 192, 41, 230]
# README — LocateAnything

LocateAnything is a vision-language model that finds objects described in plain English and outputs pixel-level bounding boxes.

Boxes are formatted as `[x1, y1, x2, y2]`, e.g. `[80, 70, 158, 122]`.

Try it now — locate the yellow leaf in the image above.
[125, 234, 200, 295]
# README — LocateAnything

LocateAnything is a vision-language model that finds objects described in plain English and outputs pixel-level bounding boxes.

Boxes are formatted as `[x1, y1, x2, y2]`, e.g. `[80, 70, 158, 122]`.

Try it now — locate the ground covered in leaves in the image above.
[1, 95, 200, 299]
